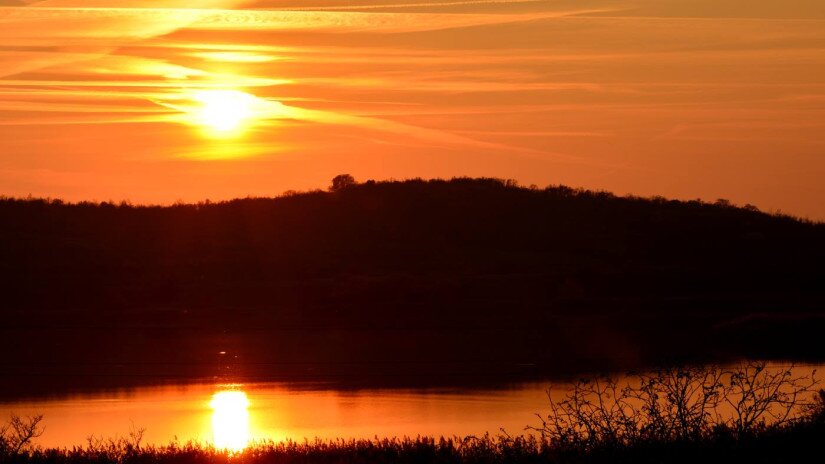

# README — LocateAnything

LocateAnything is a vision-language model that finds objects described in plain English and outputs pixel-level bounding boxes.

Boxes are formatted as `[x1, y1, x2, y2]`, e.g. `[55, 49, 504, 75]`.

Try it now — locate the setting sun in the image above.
[192, 90, 257, 136]
[210, 390, 251, 452]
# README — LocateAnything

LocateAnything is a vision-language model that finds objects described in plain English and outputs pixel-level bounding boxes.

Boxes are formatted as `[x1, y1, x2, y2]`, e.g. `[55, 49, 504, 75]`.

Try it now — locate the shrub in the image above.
[529, 362, 819, 452]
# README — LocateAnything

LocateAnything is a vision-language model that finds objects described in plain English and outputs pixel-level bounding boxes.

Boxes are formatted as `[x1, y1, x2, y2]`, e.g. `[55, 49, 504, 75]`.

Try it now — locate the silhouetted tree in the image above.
[0, 414, 44, 457]
[330, 174, 357, 192]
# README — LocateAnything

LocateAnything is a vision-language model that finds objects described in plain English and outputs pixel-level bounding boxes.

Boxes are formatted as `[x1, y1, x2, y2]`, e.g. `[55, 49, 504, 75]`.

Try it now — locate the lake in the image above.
[2, 363, 818, 450]
[0, 381, 555, 450]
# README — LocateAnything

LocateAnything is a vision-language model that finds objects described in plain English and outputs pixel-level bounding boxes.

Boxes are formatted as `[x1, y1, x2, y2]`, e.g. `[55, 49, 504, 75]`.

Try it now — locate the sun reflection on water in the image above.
[210, 389, 250, 452]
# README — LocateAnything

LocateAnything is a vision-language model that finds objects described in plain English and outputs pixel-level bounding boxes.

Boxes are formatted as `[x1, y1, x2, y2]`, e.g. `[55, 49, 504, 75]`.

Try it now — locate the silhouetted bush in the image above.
[529, 362, 820, 453]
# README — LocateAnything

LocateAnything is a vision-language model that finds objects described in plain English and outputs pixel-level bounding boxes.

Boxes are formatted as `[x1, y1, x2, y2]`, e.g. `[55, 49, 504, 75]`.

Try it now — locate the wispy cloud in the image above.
[1, 5, 613, 38]
[253, 0, 549, 11]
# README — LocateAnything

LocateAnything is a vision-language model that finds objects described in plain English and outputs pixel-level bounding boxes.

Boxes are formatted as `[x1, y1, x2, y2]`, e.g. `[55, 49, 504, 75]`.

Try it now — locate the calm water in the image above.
[2, 363, 818, 450]
[0, 381, 555, 450]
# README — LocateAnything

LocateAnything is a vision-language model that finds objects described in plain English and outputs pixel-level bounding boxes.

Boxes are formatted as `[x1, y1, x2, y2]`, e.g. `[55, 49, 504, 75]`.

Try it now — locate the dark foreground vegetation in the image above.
[1, 177, 825, 397]
[2, 364, 823, 463]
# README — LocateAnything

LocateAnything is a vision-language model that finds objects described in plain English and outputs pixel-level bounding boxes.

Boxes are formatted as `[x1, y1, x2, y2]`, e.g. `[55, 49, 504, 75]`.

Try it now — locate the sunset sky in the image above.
[1, 0, 823, 218]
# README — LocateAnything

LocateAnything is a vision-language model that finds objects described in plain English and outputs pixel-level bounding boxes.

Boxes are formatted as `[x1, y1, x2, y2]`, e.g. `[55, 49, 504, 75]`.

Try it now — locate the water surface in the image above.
[0, 381, 554, 449]
[3, 363, 819, 450]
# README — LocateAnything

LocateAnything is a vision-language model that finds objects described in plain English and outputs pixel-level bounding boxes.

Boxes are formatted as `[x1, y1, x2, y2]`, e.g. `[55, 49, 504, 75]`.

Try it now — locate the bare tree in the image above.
[0, 414, 45, 456]
[529, 362, 820, 452]
[722, 363, 818, 434]
[630, 366, 726, 441]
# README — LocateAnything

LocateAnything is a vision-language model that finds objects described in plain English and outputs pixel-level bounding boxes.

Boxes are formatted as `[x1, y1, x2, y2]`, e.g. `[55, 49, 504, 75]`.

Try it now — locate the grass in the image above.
[5, 419, 825, 464]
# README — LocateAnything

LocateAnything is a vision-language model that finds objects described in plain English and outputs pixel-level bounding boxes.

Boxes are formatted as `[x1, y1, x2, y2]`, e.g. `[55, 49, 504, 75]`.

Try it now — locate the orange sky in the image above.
[1, 0, 824, 218]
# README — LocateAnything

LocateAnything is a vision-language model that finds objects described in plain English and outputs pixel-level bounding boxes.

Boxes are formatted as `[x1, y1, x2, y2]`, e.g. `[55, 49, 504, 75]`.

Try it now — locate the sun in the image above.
[210, 390, 251, 451]
[192, 90, 257, 136]
[169, 89, 290, 144]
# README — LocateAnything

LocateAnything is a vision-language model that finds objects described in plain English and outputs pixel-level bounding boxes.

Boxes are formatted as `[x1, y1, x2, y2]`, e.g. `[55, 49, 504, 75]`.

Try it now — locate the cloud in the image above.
[31, 0, 249, 8]
[0, 6, 612, 40]
[273, 104, 589, 162]
[0, 2, 253, 79]
[248, 0, 549, 11]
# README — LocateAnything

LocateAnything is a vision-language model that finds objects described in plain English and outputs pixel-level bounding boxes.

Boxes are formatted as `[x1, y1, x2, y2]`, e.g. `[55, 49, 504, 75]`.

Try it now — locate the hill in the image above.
[1, 177, 824, 397]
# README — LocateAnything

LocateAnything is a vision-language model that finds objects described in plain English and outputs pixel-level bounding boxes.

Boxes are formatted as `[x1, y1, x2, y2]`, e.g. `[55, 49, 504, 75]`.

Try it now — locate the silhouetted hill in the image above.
[1, 178, 824, 397]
